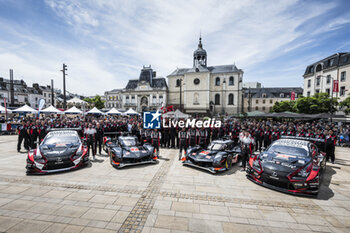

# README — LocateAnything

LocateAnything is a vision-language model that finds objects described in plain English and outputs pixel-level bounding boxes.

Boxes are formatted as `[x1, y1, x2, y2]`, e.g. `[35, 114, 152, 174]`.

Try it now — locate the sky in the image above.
[0, 0, 350, 96]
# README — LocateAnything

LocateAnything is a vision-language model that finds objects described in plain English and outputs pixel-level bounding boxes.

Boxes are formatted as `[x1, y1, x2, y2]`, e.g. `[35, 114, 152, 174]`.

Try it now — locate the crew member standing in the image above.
[197, 127, 207, 148]
[84, 123, 96, 160]
[29, 120, 39, 149]
[178, 127, 188, 160]
[17, 121, 29, 152]
[151, 128, 161, 158]
[187, 127, 197, 147]
[325, 130, 336, 164]
[240, 131, 255, 171]
[95, 123, 104, 155]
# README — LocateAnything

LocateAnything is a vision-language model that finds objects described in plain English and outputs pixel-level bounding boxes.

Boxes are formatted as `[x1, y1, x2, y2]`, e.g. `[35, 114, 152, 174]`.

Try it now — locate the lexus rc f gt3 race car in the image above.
[105, 135, 157, 168]
[246, 137, 326, 196]
[26, 129, 89, 174]
[183, 138, 241, 173]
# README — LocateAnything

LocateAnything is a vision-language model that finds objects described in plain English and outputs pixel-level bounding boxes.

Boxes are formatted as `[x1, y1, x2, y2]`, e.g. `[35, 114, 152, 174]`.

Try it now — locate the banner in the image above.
[291, 92, 295, 101]
[1, 124, 7, 131]
[333, 80, 339, 93]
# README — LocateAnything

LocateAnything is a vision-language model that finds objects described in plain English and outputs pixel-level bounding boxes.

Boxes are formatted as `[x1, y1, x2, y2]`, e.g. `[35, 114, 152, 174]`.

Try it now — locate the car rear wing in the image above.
[48, 127, 82, 132]
[280, 136, 325, 143]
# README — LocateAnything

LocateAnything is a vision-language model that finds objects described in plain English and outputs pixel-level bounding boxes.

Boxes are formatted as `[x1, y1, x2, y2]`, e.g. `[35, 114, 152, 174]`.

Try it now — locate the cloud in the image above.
[0, 0, 349, 96]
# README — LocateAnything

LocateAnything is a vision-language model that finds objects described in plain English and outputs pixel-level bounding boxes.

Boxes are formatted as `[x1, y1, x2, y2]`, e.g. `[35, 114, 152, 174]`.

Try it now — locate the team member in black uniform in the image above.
[178, 127, 188, 160]
[151, 128, 161, 158]
[29, 120, 39, 149]
[84, 123, 96, 160]
[197, 127, 207, 148]
[187, 127, 197, 147]
[95, 123, 104, 155]
[17, 121, 29, 152]
[325, 130, 336, 164]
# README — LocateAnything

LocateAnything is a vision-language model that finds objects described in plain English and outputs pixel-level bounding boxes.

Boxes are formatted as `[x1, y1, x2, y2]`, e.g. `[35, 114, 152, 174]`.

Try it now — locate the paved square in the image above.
[0, 135, 349, 232]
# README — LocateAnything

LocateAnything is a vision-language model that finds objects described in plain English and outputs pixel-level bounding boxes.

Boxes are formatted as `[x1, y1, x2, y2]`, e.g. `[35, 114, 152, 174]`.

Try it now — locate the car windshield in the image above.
[43, 134, 79, 145]
[268, 145, 308, 158]
[120, 138, 138, 147]
[208, 142, 226, 151]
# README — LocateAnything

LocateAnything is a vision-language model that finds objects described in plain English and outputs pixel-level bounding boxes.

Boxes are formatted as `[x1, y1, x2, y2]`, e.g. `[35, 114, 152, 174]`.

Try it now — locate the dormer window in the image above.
[262, 93, 266, 98]
[280, 93, 285, 98]
[176, 79, 181, 87]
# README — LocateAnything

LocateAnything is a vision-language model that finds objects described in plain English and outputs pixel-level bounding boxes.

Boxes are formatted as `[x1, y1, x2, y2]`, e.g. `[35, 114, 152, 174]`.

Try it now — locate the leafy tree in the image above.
[340, 96, 350, 115]
[84, 95, 105, 109]
[294, 93, 338, 114]
[271, 100, 295, 113]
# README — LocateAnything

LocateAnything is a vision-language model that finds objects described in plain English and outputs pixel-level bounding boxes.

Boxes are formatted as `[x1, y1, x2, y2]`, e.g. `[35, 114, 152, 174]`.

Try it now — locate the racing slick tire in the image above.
[225, 156, 232, 170]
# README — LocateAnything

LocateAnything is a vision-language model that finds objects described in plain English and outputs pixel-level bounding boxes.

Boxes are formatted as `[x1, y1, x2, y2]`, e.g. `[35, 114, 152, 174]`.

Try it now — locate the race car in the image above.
[26, 129, 89, 174]
[183, 138, 241, 173]
[107, 135, 157, 168]
[246, 137, 326, 196]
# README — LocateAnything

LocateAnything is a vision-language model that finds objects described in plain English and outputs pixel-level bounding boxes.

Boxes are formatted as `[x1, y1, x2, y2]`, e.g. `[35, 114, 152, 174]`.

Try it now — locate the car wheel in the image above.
[225, 157, 232, 170]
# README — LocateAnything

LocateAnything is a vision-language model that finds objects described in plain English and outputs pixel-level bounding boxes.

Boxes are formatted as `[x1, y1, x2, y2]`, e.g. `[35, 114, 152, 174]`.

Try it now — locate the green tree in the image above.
[84, 95, 105, 109]
[294, 93, 338, 114]
[340, 96, 350, 115]
[271, 100, 295, 113]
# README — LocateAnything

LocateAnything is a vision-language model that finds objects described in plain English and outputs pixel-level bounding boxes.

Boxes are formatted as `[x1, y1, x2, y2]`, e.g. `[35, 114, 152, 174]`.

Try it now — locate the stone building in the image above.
[243, 87, 303, 113]
[303, 52, 350, 101]
[167, 37, 243, 115]
[104, 89, 122, 109]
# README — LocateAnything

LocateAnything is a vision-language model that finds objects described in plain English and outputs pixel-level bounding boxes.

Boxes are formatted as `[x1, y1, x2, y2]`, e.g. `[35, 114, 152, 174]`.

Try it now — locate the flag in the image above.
[333, 80, 339, 93]
[291, 92, 295, 101]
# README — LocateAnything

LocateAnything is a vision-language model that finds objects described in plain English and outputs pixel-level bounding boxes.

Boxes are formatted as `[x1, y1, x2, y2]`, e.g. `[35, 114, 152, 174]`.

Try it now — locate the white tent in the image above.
[64, 106, 82, 114]
[0, 105, 12, 113]
[40, 105, 63, 114]
[124, 108, 138, 115]
[87, 107, 103, 114]
[67, 97, 87, 104]
[106, 108, 121, 115]
[12, 104, 38, 113]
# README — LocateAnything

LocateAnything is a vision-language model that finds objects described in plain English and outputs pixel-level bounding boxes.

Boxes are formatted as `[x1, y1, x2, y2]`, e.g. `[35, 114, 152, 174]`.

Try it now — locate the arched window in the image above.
[228, 94, 234, 105]
[215, 94, 220, 105]
[215, 77, 220, 86]
[176, 79, 181, 87]
[229, 76, 234, 85]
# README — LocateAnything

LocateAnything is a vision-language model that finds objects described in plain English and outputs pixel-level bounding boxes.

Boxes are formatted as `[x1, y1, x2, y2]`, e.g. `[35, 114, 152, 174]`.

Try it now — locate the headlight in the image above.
[293, 164, 312, 179]
[34, 150, 46, 163]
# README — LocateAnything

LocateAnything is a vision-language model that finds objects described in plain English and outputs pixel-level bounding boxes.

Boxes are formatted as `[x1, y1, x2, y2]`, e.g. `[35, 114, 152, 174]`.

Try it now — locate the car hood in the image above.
[39, 144, 79, 158]
[259, 151, 311, 173]
[189, 150, 219, 161]
[122, 146, 151, 158]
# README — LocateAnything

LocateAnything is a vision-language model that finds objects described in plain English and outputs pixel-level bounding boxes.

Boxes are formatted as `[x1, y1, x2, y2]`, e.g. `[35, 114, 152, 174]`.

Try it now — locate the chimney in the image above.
[9, 69, 14, 107]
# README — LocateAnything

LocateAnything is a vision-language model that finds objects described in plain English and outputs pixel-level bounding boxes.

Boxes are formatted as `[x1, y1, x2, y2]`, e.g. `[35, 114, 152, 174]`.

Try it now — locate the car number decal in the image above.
[276, 154, 296, 159]
[131, 148, 139, 152]
[200, 151, 209, 155]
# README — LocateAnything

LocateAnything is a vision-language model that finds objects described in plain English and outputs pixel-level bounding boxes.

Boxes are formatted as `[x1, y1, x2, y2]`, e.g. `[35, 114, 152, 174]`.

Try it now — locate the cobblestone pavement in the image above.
[0, 135, 349, 232]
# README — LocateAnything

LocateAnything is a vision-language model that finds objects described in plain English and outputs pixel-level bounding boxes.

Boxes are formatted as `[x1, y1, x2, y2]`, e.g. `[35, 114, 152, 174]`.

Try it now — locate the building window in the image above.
[309, 66, 314, 73]
[194, 78, 200, 85]
[307, 91, 310, 97]
[316, 64, 322, 72]
[262, 106, 266, 111]
[228, 94, 234, 105]
[280, 93, 284, 98]
[159, 95, 163, 104]
[193, 93, 199, 105]
[109, 96, 111, 100]
[262, 99, 266, 104]
[176, 79, 181, 87]
[341, 71, 346, 82]
[326, 75, 331, 84]
[126, 96, 129, 103]
[307, 79, 311, 88]
[229, 76, 234, 85]
[344, 56, 349, 63]
[215, 77, 220, 86]
[214, 94, 220, 105]
[315, 89, 320, 94]
[340, 86, 346, 96]
[256, 100, 259, 104]
[316, 76, 320, 86]
[255, 106, 258, 110]
[328, 58, 335, 66]
[153, 96, 156, 104]
[270, 99, 273, 104]
[262, 93, 266, 98]
[326, 89, 330, 95]
[44, 93, 46, 97]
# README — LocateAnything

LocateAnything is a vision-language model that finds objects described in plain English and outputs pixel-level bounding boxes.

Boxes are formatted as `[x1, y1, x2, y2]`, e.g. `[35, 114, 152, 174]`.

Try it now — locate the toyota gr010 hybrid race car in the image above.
[183, 138, 241, 173]
[246, 137, 326, 196]
[106, 135, 157, 168]
[26, 129, 89, 174]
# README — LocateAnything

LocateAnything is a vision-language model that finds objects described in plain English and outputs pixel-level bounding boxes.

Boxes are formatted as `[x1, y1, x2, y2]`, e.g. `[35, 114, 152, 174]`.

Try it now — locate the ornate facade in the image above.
[167, 37, 244, 115]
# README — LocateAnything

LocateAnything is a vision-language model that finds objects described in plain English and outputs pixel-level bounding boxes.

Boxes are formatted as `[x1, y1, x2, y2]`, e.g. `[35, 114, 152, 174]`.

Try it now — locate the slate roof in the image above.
[168, 64, 242, 76]
[125, 78, 167, 90]
[243, 87, 303, 98]
[304, 52, 350, 76]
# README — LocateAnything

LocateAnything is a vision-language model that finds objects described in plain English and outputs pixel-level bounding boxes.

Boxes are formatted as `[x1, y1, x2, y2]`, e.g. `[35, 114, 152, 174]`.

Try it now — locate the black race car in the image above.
[106, 135, 157, 168]
[26, 129, 89, 174]
[246, 137, 326, 196]
[183, 139, 241, 173]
